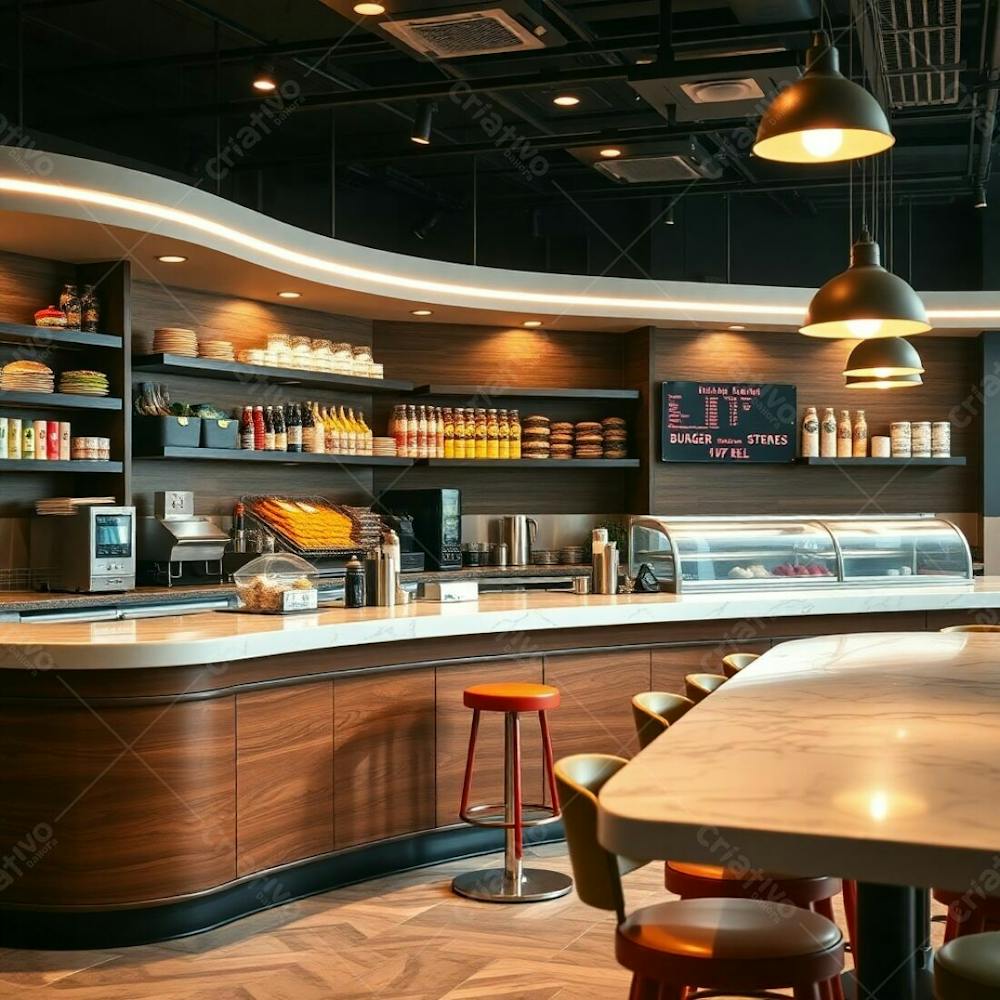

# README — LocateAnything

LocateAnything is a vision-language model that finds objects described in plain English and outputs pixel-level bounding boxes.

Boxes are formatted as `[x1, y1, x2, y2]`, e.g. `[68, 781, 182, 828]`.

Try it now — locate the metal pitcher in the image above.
[501, 515, 537, 567]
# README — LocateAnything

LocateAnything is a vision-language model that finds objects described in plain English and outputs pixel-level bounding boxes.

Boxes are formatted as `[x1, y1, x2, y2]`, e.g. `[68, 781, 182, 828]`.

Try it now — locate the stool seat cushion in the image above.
[665, 862, 841, 906]
[464, 683, 560, 713]
[935, 932, 1000, 1000]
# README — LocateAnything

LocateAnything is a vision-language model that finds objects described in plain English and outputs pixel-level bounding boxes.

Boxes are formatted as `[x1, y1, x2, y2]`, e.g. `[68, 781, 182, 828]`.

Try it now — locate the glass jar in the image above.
[330, 342, 354, 375]
[311, 339, 335, 373]
[289, 336, 313, 369]
[351, 345, 374, 378]
[59, 283, 81, 330]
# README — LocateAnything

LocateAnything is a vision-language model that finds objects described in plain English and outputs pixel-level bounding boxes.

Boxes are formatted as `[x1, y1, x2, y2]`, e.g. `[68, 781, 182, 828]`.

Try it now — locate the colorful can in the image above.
[911, 421, 931, 457]
[932, 421, 951, 457]
[0, 417, 7, 460]
[33, 420, 48, 459]
[59, 422, 71, 461]
[47, 421, 60, 461]
[889, 421, 911, 458]
[21, 421, 35, 460]
[8, 418, 22, 459]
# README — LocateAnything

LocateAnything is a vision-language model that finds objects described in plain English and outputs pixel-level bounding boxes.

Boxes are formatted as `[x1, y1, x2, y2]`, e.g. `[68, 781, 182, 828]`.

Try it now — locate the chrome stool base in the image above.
[452, 867, 573, 903]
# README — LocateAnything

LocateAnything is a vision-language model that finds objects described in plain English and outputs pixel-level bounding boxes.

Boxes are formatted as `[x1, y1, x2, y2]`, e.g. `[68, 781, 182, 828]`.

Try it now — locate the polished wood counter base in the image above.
[0, 606, 992, 948]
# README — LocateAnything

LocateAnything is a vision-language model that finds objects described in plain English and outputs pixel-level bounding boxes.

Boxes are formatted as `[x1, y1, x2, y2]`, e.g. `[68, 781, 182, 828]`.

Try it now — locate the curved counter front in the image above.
[1, 586, 998, 949]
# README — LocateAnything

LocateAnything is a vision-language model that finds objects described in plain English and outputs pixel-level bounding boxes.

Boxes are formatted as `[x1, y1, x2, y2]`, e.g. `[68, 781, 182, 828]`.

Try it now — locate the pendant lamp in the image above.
[843, 336, 924, 388]
[800, 229, 930, 339]
[753, 33, 894, 164]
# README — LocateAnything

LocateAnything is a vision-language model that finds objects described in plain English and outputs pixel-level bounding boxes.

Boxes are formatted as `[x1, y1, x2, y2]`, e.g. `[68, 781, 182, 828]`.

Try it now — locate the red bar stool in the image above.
[452, 682, 572, 903]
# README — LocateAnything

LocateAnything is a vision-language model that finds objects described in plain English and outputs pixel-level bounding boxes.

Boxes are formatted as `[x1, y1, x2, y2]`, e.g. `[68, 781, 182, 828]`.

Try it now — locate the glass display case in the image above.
[629, 514, 972, 593]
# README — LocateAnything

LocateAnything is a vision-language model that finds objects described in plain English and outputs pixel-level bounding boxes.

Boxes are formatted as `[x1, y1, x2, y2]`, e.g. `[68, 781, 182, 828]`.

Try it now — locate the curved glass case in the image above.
[629, 515, 972, 592]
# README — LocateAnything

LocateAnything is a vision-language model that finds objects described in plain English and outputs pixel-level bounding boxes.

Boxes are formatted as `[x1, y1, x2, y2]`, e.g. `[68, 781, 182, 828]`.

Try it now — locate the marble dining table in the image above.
[597, 631, 1000, 1000]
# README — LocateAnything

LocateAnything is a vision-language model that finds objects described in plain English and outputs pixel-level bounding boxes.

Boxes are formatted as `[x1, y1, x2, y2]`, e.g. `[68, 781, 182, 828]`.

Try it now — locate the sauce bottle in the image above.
[454, 408, 467, 459]
[443, 407, 454, 459]
[852, 410, 868, 458]
[274, 404, 287, 452]
[486, 408, 499, 459]
[301, 401, 315, 453]
[417, 405, 429, 459]
[426, 406, 437, 459]
[498, 409, 510, 459]
[509, 409, 522, 460]
[287, 403, 302, 453]
[837, 409, 852, 459]
[406, 404, 418, 457]
[240, 406, 255, 451]
[393, 404, 408, 457]
[435, 406, 445, 458]
[800, 406, 819, 458]
[819, 407, 836, 458]
[264, 406, 276, 451]
[253, 405, 266, 451]
[474, 408, 487, 459]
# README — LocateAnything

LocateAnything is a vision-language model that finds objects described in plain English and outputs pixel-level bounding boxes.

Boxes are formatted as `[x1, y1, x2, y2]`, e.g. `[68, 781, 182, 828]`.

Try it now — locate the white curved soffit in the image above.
[0, 148, 996, 332]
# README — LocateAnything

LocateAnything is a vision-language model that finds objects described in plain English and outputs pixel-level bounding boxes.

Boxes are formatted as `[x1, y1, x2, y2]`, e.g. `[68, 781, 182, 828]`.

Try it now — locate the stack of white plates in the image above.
[58, 370, 110, 396]
[199, 339, 235, 362]
[153, 327, 198, 357]
[372, 437, 397, 457]
[35, 497, 115, 516]
[1, 360, 54, 393]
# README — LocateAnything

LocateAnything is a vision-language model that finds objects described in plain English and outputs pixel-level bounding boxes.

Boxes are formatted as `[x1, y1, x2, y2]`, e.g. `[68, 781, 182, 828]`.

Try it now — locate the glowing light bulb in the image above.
[868, 790, 890, 822]
[801, 129, 844, 159]
[847, 318, 883, 338]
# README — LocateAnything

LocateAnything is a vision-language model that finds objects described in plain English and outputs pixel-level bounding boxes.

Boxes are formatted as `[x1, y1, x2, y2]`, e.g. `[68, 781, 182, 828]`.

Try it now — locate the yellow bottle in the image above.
[474, 408, 487, 460]
[336, 406, 352, 454]
[486, 408, 499, 459]
[454, 408, 466, 460]
[333, 406, 348, 454]
[358, 410, 373, 455]
[509, 409, 522, 460]
[498, 409, 510, 459]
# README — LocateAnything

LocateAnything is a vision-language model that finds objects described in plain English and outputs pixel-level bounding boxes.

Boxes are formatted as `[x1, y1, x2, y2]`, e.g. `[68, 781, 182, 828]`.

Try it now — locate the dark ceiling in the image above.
[0, 0, 995, 287]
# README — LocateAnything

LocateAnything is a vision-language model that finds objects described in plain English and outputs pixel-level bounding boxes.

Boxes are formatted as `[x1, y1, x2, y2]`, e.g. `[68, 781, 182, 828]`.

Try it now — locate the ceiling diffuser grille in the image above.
[380, 9, 547, 58]
[594, 154, 703, 184]
[875, 0, 961, 107]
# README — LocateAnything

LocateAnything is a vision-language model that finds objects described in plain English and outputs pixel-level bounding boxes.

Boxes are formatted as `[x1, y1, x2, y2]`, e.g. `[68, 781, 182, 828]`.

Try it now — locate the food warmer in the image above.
[628, 514, 973, 593]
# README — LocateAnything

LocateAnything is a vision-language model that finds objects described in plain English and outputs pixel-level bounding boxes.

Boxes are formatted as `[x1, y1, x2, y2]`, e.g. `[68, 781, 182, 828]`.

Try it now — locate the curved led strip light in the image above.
[0, 176, 803, 319]
[1, 175, 997, 323]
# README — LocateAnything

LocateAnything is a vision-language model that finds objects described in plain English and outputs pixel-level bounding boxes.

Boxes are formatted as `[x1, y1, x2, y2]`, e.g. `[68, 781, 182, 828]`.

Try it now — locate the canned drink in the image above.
[890, 421, 911, 458]
[911, 421, 931, 457]
[932, 421, 951, 457]
[47, 421, 60, 461]
[33, 420, 48, 459]
[8, 418, 22, 459]
[59, 422, 71, 461]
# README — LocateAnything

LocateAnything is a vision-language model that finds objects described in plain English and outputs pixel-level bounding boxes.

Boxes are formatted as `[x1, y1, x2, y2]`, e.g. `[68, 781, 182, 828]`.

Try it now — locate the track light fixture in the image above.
[975, 185, 988, 209]
[411, 101, 436, 146]
[252, 64, 278, 93]
[663, 203, 675, 225]
[754, 32, 894, 164]
[413, 210, 442, 241]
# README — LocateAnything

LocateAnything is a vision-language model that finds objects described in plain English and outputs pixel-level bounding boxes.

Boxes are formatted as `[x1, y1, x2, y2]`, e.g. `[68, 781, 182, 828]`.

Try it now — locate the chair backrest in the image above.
[554, 753, 645, 922]
[685, 672, 727, 703]
[940, 624, 1000, 633]
[722, 651, 760, 677]
[631, 691, 695, 750]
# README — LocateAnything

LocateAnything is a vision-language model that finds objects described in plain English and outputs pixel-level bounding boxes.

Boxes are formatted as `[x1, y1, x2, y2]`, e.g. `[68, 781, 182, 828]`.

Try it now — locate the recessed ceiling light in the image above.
[523, 320, 543, 328]
[635, 55, 655, 65]
[728, 324, 746, 330]
[353, 1, 385, 13]
[277, 291, 301, 299]
[599, 148, 623, 158]
[156, 254, 187, 263]
[411, 309, 433, 316]
[553, 95, 580, 107]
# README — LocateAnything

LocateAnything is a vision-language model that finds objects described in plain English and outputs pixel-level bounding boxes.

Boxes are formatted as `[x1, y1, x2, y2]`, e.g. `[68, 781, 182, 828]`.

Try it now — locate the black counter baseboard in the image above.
[0, 823, 566, 950]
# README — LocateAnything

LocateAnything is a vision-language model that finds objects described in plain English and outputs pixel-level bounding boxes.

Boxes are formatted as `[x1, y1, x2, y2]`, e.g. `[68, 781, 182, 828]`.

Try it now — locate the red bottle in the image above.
[240, 406, 255, 450]
[252, 405, 266, 450]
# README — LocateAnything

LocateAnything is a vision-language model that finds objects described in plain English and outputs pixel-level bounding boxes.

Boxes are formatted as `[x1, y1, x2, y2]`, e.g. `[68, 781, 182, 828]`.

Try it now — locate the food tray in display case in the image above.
[628, 514, 972, 593]
[242, 495, 381, 558]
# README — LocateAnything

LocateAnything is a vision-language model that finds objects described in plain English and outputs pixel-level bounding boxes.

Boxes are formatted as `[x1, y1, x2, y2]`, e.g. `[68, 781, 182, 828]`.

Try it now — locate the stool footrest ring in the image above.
[459, 801, 561, 830]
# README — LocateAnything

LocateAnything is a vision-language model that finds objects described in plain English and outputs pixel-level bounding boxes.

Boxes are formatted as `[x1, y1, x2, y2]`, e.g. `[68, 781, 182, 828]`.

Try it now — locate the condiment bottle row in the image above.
[389, 405, 522, 459]
[238, 402, 374, 456]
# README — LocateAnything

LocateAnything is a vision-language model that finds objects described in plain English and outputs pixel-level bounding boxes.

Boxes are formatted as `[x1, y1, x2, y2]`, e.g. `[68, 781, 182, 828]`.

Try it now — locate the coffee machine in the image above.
[138, 491, 230, 586]
[376, 488, 462, 570]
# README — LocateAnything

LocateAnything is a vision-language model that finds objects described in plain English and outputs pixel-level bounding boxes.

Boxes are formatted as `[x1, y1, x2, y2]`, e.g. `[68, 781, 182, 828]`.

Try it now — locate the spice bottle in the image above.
[486, 408, 499, 459]
[837, 409, 852, 458]
[509, 409, 522, 460]
[852, 410, 868, 458]
[498, 409, 510, 459]
[81, 284, 100, 332]
[820, 407, 837, 458]
[800, 406, 819, 458]
[344, 556, 366, 609]
[474, 408, 487, 459]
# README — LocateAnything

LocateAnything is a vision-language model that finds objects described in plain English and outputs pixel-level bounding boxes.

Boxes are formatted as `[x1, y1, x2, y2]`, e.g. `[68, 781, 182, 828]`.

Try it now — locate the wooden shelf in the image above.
[133, 353, 414, 394]
[0, 391, 122, 411]
[0, 459, 123, 472]
[134, 446, 413, 467]
[417, 458, 640, 468]
[413, 384, 640, 401]
[0, 321, 123, 351]
[798, 457, 967, 467]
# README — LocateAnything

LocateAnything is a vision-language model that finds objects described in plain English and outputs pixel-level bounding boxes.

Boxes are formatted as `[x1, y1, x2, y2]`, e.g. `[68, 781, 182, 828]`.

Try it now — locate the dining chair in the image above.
[940, 624, 1000, 633]
[555, 752, 844, 1000]
[631, 692, 694, 750]
[934, 930, 1000, 998]
[685, 672, 727, 703]
[722, 651, 761, 677]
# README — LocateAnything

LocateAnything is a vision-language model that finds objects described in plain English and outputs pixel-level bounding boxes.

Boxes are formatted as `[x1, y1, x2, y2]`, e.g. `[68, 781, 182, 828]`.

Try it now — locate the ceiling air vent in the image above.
[569, 139, 723, 184]
[595, 155, 702, 184]
[680, 78, 764, 104]
[380, 8, 548, 58]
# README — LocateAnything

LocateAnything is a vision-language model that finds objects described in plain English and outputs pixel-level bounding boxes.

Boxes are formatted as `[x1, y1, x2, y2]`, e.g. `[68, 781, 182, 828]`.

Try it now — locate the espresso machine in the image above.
[138, 491, 230, 586]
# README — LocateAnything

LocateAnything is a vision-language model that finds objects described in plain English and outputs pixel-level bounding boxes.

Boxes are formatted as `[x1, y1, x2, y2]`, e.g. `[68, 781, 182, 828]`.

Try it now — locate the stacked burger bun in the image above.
[602, 416, 628, 459]
[574, 421, 604, 459]
[549, 421, 574, 460]
[521, 415, 551, 459]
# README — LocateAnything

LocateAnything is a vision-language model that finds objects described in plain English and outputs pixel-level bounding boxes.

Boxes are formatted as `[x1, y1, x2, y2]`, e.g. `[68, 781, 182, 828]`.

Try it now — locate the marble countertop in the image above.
[598, 631, 1000, 891]
[1, 579, 1000, 670]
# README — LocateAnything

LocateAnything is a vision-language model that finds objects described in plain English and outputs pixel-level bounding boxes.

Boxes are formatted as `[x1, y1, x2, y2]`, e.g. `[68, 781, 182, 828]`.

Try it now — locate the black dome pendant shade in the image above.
[800, 230, 931, 339]
[844, 372, 923, 389]
[843, 336, 924, 378]
[754, 33, 894, 164]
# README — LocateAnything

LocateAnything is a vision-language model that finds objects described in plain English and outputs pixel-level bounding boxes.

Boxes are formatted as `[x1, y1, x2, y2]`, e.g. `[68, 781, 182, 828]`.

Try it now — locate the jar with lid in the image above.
[311, 339, 335, 373]
[498, 409, 510, 459]
[266, 333, 293, 368]
[351, 345, 374, 378]
[59, 284, 81, 330]
[474, 408, 488, 459]
[486, 409, 500, 459]
[80, 285, 100, 332]
[289, 335, 313, 369]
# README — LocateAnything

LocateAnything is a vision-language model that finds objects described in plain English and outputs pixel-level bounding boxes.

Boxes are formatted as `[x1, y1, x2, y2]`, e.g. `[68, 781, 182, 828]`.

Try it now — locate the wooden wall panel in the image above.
[543, 648, 651, 760]
[650, 330, 981, 517]
[435, 658, 544, 827]
[0, 697, 235, 905]
[651, 640, 771, 695]
[236, 682, 334, 875]
[333, 668, 436, 848]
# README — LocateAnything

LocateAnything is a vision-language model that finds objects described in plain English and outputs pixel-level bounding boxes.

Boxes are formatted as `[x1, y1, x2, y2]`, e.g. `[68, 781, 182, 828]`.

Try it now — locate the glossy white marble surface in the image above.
[598, 631, 1000, 891]
[2, 580, 1000, 670]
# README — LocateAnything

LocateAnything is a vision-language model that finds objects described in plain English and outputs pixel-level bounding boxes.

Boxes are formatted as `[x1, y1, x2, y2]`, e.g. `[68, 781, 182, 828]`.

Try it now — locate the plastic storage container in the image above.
[233, 553, 319, 613]
[133, 414, 201, 450]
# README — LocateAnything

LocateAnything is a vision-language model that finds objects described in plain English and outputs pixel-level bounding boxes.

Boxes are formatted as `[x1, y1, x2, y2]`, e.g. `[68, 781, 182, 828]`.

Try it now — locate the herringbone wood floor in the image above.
[0, 843, 943, 999]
